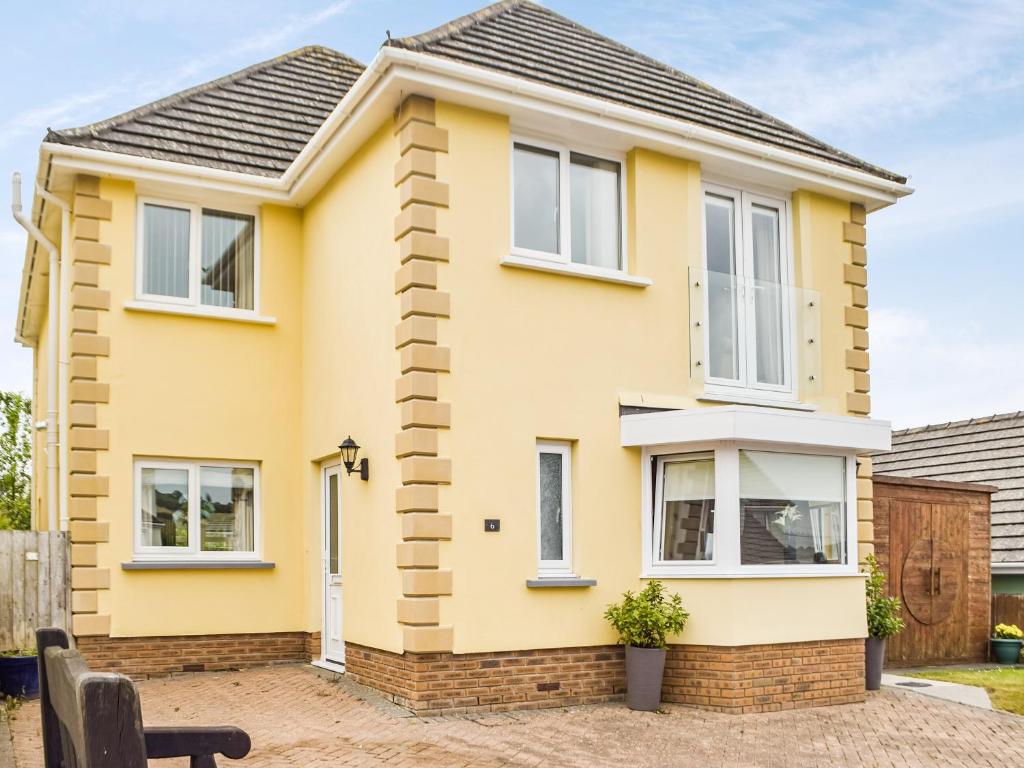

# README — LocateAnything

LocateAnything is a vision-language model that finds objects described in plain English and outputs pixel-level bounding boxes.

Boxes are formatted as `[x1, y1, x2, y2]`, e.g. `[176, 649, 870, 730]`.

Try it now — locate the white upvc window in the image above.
[701, 183, 795, 399]
[643, 443, 856, 578]
[133, 458, 260, 560]
[536, 441, 573, 577]
[136, 198, 260, 315]
[511, 137, 627, 275]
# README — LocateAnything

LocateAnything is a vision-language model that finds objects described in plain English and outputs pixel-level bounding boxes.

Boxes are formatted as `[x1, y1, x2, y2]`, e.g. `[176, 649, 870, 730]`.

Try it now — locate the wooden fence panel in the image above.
[0, 531, 70, 650]
[993, 594, 1024, 630]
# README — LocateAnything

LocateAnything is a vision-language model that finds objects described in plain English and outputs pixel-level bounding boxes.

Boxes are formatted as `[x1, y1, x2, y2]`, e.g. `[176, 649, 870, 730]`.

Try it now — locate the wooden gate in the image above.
[873, 476, 992, 667]
[0, 531, 70, 650]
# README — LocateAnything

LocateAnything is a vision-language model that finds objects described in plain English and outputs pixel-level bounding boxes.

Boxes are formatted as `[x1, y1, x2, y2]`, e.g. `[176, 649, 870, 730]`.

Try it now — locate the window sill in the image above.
[641, 570, 864, 580]
[526, 578, 597, 588]
[122, 560, 275, 571]
[698, 391, 818, 411]
[124, 301, 277, 325]
[502, 254, 652, 287]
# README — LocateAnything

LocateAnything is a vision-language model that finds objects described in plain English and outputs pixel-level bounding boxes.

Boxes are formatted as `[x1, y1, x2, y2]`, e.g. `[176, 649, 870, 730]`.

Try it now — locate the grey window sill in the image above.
[526, 578, 597, 588]
[122, 561, 275, 571]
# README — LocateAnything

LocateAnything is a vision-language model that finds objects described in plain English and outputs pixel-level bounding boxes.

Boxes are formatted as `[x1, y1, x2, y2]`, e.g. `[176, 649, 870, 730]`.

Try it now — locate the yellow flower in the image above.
[994, 623, 1024, 639]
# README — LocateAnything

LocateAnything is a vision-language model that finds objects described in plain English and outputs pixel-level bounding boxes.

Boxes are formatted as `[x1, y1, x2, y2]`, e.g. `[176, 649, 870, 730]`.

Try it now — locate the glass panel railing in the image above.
[688, 267, 821, 396]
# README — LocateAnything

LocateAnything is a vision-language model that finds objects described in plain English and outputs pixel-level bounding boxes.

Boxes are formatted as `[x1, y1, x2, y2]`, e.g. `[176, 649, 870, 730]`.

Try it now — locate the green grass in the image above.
[907, 668, 1024, 715]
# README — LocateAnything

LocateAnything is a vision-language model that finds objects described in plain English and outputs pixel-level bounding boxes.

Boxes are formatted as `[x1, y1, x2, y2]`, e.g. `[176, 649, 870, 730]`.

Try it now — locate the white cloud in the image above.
[617, 0, 1024, 138]
[871, 307, 1024, 428]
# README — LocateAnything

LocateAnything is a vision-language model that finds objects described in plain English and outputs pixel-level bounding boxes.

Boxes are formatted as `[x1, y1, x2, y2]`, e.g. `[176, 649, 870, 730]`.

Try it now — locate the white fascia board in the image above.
[620, 405, 892, 453]
[991, 563, 1024, 574]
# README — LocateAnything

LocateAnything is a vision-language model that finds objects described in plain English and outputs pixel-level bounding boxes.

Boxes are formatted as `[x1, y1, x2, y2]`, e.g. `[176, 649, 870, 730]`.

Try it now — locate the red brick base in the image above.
[76, 632, 311, 678]
[74, 632, 865, 714]
[346, 638, 865, 716]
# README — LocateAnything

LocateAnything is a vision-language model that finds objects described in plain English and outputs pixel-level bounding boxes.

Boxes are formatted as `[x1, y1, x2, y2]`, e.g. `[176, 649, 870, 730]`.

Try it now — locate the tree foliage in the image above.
[0, 392, 32, 530]
[604, 580, 689, 649]
[864, 553, 905, 639]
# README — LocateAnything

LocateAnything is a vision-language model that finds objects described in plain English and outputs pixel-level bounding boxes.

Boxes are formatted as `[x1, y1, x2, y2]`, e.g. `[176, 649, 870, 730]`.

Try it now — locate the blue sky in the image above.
[1, 0, 1021, 427]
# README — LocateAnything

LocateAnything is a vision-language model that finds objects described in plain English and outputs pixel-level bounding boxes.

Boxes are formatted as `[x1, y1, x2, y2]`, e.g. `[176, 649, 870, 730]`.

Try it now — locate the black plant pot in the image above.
[0, 655, 39, 699]
[865, 637, 886, 691]
[625, 645, 666, 711]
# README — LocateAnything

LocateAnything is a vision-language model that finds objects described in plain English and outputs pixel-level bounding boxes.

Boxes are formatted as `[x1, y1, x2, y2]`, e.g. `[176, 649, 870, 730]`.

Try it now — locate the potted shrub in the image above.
[0, 647, 39, 699]
[991, 623, 1023, 664]
[604, 581, 689, 711]
[864, 554, 904, 691]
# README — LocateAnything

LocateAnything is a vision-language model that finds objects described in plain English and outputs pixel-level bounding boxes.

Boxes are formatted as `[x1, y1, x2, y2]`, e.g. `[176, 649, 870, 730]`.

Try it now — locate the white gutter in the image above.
[12, 172, 58, 531]
[35, 183, 70, 531]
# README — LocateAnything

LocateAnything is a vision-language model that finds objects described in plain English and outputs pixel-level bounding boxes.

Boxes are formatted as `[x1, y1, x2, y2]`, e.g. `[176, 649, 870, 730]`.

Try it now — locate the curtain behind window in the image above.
[570, 153, 620, 269]
[143, 204, 190, 298]
[750, 205, 785, 386]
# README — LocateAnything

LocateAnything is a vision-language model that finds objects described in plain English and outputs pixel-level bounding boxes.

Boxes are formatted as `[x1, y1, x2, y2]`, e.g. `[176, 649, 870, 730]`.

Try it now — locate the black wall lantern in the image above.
[339, 436, 369, 480]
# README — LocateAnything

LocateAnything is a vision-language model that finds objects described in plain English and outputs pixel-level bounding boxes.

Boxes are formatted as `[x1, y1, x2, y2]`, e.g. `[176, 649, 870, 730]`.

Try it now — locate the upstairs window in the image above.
[138, 199, 258, 312]
[512, 140, 624, 271]
[702, 184, 793, 397]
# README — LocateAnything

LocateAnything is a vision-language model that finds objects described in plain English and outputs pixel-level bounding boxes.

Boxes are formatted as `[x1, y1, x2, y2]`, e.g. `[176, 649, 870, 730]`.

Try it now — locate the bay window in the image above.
[135, 459, 259, 559]
[701, 184, 793, 398]
[137, 199, 258, 313]
[512, 139, 624, 272]
[646, 445, 854, 577]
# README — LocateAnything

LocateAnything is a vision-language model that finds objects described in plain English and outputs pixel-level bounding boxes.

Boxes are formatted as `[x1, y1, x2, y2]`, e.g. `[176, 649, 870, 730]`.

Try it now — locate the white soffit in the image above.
[620, 405, 892, 453]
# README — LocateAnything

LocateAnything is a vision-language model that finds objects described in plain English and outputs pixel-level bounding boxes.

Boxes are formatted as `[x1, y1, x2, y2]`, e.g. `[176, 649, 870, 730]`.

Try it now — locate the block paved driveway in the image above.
[9, 664, 1024, 767]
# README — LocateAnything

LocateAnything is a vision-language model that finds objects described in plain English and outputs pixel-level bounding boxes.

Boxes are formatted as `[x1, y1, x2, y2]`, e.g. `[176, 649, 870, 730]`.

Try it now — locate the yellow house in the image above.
[13, 1, 910, 715]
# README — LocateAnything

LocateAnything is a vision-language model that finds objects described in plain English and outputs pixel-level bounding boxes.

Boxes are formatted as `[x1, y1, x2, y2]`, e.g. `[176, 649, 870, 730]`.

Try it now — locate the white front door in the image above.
[321, 464, 344, 668]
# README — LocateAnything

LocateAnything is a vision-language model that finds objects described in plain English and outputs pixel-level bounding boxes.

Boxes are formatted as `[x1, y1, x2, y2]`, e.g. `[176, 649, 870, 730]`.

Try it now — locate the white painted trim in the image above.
[620, 405, 892, 453]
[320, 462, 345, 667]
[124, 301, 276, 325]
[640, 442, 858, 578]
[501, 254, 651, 287]
[991, 563, 1024, 575]
[132, 458, 262, 561]
[537, 440, 574, 578]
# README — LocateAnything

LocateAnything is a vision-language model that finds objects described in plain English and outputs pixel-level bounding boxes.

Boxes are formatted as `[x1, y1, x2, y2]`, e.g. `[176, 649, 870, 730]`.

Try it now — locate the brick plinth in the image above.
[346, 637, 864, 716]
[76, 632, 312, 678]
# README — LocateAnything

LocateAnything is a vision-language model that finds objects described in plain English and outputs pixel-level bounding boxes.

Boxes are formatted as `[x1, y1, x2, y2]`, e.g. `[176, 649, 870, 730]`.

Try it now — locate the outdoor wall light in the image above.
[339, 436, 369, 480]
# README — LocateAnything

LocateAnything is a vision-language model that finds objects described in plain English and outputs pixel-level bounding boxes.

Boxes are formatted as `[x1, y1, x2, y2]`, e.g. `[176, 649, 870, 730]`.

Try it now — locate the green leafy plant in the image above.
[994, 623, 1024, 640]
[864, 554, 905, 639]
[604, 581, 689, 649]
[0, 648, 35, 657]
[0, 391, 32, 531]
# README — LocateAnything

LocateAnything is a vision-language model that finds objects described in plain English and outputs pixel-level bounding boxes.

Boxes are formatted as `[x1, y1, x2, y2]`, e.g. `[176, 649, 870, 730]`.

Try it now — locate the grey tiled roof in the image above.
[874, 412, 1024, 563]
[391, 0, 907, 184]
[46, 1, 905, 184]
[46, 46, 365, 177]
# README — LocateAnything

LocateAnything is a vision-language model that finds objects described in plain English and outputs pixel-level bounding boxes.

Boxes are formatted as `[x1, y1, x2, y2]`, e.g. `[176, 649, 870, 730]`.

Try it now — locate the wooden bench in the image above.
[36, 628, 251, 768]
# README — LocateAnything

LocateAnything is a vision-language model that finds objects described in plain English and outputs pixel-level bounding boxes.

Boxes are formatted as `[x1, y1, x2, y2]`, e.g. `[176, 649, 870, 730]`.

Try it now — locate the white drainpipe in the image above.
[35, 183, 71, 532]
[12, 172, 59, 532]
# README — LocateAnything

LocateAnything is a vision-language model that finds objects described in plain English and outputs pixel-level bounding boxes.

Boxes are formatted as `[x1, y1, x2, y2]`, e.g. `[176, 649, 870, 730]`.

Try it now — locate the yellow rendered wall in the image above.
[300, 121, 404, 653]
[94, 178, 307, 637]
[436, 101, 867, 653]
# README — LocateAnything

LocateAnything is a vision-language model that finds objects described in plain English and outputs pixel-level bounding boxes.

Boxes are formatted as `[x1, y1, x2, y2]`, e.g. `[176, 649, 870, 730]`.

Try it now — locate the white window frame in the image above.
[536, 440, 574, 578]
[510, 136, 628, 276]
[700, 182, 796, 401]
[133, 458, 261, 561]
[642, 441, 857, 578]
[135, 197, 262, 318]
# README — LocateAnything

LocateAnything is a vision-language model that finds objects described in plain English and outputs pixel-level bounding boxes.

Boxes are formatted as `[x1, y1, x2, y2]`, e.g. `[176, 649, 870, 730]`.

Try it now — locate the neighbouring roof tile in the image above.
[874, 411, 1024, 563]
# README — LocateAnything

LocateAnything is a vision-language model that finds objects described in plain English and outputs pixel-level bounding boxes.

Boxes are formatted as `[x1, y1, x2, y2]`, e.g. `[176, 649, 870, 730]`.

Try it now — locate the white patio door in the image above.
[321, 464, 344, 668]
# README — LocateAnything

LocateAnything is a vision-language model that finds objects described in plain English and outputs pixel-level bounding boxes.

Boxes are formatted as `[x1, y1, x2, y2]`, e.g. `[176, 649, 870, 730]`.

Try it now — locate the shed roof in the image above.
[45, 0, 905, 184]
[873, 411, 1024, 563]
